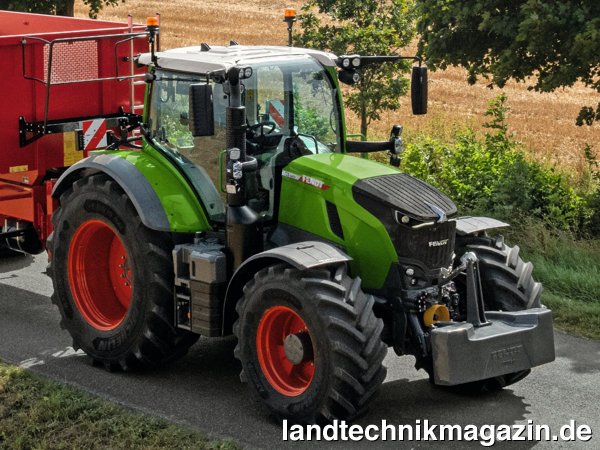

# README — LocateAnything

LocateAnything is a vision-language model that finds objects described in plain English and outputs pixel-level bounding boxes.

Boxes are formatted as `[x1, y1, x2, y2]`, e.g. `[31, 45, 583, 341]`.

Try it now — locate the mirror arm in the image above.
[358, 55, 422, 67]
[345, 140, 394, 153]
[337, 55, 422, 68]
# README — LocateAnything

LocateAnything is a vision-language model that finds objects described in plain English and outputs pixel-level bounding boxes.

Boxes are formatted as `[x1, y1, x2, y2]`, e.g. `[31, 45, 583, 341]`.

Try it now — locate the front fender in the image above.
[221, 241, 352, 335]
[455, 216, 509, 235]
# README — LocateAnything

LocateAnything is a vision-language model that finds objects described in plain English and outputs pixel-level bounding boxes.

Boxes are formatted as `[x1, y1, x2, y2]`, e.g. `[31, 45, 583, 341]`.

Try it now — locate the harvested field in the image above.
[75, 0, 600, 172]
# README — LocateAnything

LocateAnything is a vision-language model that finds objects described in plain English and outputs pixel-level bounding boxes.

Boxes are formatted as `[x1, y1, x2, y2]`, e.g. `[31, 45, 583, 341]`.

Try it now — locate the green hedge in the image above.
[388, 94, 599, 235]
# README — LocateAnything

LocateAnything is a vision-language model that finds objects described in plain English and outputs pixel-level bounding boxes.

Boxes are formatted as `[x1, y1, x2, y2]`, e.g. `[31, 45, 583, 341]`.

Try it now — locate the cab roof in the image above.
[137, 44, 338, 74]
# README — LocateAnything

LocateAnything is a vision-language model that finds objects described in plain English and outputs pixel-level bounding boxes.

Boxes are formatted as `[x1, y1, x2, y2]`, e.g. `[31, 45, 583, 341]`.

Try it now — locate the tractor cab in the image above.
[140, 46, 343, 224]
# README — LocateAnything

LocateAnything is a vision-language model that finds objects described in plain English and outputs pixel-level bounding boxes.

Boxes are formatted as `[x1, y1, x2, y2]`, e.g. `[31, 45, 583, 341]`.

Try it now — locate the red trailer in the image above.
[0, 11, 149, 253]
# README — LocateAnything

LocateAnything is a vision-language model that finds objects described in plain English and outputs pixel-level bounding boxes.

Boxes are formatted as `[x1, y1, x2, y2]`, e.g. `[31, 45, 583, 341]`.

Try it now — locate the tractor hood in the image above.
[277, 153, 458, 289]
[282, 152, 399, 192]
[352, 172, 458, 223]
[282, 153, 457, 224]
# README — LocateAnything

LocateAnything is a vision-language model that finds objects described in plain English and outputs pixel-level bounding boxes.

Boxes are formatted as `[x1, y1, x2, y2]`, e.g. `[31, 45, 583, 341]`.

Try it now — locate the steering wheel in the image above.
[248, 120, 277, 138]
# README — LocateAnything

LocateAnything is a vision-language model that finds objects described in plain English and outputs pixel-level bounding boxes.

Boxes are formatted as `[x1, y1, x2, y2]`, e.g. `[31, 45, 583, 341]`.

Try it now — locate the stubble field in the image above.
[75, 0, 600, 172]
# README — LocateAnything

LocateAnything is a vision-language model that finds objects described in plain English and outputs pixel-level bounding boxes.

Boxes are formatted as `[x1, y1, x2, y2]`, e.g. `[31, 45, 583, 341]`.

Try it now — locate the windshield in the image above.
[148, 57, 341, 222]
[245, 58, 341, 153]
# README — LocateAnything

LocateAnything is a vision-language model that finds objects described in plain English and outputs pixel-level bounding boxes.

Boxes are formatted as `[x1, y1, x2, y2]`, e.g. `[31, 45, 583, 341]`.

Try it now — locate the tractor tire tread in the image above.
[47, 173, 198, 372]
[233, 263, 385, 423]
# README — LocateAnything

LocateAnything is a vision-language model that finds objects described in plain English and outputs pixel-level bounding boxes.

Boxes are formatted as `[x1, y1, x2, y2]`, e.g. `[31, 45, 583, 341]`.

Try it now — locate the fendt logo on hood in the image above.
[282, 170, 330, 190]
[428, 239, 449, 247]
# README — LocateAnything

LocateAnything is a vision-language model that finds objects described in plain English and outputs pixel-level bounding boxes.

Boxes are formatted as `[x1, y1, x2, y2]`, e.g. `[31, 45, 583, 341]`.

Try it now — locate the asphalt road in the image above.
[0, 252, 598, 449]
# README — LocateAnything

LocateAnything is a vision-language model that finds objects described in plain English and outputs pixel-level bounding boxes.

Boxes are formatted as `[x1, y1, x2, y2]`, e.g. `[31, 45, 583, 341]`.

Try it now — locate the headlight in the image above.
[394, 137, 403, 154]
[239, 66, 253, 79]
[338, 69, 361, 85]
[232, 161, 243, 179]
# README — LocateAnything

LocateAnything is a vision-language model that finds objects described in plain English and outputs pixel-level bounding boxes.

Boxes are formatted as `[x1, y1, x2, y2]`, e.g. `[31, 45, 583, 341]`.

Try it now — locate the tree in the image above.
[416, 0, 600, 126]
[296, 0, 417, 138]
[1, 0, 123, 18]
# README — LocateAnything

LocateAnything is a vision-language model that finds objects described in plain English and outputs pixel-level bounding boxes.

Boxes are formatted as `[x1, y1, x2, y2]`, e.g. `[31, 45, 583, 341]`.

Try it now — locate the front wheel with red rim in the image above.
[233, 264, 387, 423]
[47, 174, 198, 371]
[256, 305, 315, 396]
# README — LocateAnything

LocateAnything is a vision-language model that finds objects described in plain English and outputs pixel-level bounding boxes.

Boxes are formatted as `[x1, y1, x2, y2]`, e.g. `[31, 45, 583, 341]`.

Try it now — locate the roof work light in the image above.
[284, 8, 296, 47]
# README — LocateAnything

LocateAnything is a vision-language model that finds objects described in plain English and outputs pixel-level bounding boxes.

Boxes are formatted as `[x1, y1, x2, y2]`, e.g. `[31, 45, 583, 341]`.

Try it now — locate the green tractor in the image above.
[47, 24, 555, 423]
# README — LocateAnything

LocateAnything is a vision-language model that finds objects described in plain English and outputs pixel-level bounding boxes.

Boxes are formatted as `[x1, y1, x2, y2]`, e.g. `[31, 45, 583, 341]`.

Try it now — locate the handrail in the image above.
[21, 31, 150, 134]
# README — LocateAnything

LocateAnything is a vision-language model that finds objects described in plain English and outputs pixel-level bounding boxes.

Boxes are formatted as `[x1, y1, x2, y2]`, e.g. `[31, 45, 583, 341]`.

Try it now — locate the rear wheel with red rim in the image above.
[68, 220, 132, 330]
[47, 174, 198, 370]
[233, 264, 387, 423]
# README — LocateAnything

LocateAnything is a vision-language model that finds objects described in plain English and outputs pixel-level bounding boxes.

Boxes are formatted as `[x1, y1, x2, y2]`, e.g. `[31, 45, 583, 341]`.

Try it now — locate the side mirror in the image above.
[189, 84, 215, 137]
[411, 65, 428, 115]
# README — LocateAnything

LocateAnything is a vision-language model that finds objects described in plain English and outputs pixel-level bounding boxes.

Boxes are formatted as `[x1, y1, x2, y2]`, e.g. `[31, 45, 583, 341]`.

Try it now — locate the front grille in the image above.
[394, 221, 456, 269]
[353, 173, 457, 270]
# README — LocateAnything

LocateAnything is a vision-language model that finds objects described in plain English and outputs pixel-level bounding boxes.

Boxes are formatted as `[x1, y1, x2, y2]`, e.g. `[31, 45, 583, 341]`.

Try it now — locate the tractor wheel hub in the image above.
[284, 331, 312, 365]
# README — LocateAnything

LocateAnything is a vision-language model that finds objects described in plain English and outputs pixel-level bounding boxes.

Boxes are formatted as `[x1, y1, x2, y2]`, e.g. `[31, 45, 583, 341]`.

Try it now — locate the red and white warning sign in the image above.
[82, 119, 108, 151]
[267, 100, 285, 127]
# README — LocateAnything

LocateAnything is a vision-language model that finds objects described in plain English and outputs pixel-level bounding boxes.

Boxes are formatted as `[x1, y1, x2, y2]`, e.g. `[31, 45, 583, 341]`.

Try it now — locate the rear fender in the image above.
[52, 152, 211, 232]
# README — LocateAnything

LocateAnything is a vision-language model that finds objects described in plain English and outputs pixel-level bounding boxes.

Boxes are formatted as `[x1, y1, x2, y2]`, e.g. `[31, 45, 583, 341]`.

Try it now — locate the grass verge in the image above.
[0, 362, 239, 450]
[540, 292, 600, 340]
[504, 224, 600, 340]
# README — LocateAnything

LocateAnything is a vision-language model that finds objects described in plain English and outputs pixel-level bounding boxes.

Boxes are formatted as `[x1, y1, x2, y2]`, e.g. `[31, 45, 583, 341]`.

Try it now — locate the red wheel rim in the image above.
[256, 306, 315, 396]
[68, 220, 132, 330]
